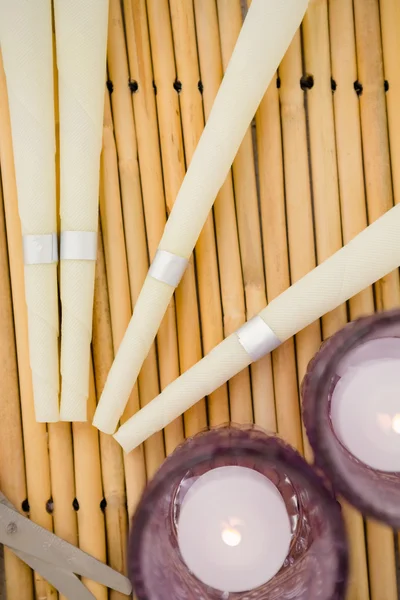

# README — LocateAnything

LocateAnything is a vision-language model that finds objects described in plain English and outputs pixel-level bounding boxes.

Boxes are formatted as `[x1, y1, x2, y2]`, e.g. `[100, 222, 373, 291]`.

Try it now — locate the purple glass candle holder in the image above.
[128, 426, 348, 599]
[302, 309, 400, 528]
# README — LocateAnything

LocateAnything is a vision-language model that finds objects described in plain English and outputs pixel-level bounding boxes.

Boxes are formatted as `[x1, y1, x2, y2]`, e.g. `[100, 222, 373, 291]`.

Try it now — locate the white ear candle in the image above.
[114, 203, 400, 452]
[93, 0, 309, 434]
[0, 0, 60, 422]
[55, 0, 109, 421]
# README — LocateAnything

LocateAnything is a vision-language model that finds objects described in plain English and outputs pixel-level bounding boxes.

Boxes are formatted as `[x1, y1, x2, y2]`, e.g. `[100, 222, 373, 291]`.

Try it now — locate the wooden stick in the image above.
[92, 228, 129, 600]
[193, 0, 252, 427]
[0, 52, 56, 600]
[146, 0, 207, 437]
[302, 0, 347, 338]
[379, 0, 400, 207]
[72, 364, 107, 600]
[217, 0, 271, 427]
[353, 1, 399, 598]
[122, 0, 184, 454]
[107, 0, 165, 477]
[100, 90, 147, 517]
[168, 0, 229, 428]
[0, 176, 33, 600]
[329, 1, 373, 597]
[278, 32, 319, 461]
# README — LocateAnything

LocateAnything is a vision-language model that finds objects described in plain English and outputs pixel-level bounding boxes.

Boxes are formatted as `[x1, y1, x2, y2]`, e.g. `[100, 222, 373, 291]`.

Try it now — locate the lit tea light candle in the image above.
[177, 466, 292, 593]
[331, 338, 400, 472]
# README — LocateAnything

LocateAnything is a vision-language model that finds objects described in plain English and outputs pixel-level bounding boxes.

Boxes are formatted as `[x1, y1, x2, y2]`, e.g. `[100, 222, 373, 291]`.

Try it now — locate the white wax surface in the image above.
[331, 337, 400, 471]
[177, 466, 291, 593]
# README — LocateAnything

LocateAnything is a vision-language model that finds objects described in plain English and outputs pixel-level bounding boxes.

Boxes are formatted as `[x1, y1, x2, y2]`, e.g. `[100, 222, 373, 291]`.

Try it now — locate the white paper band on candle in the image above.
[60, 231, 98, 261]
[23, 233, 58, 265]
[149, 249, 189, 287]
[236, 316, 281, 362]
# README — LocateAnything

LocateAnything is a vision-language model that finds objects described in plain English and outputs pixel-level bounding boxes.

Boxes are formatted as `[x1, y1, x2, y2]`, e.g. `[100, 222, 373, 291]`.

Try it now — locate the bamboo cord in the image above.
[302, 5, 375, 600]
[107, 0, 165, 477]
[0, 53, 56, 600]
[329, 1, 372, 597]
[0, 177, 33, 600]
[72, 363, 107, 600]
[122, 0, 184, 454]
[92, 228, 129, 599]
[217, 0, 272, 428]
[100, 94, 147, 517]
[169, 0, 229, 427]
[193, 0, 247, 428]
[146, 0, 207, 437]
[379, 0, 400, 207]
[353, 1, 399, 598]
[278, 32, 319, 461]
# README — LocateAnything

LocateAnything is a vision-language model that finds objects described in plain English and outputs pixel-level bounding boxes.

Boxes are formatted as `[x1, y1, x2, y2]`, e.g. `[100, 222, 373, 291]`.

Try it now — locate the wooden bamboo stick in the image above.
[352, 1, 399, 598]
[277, 32, 319, 461]
[92, 228, 129, 600]
[168, 0, 229, 428]
[379, 0, 400, 207]
[0, 177, 33, 600]
[122, 0, 184, 454]
[328, 1, 373, 597]
[255, 74, 305, 447]
[0, 52, 56, 600]
[217, 0, 276, 428]
[72, 364, 107, 600]
[100, 90, 147, 517]
[107, 0, 165, 477]
[193, 0, 250, 428]
[146, 0, 207, 437]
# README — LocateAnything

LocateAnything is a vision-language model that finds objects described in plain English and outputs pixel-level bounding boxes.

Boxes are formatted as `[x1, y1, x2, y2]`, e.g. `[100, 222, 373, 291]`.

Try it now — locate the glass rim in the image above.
[129, 425, 349, 600]
[302, 308, 400, 527]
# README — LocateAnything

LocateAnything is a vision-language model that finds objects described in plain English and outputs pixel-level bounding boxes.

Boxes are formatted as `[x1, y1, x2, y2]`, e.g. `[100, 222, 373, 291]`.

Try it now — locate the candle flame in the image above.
[392, 414, 400, 434]
[221, 527, 242, 547]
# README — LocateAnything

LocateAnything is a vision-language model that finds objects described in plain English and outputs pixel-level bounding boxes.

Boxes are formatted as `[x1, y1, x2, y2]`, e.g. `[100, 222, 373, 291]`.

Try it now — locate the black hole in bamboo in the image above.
[354, 80, 363, 96]
[385, 80, 390, 92]
[100, 498, 107, 513]
[331, 78, 337, 92]
[73, 498, 80, 511]
[129, 79, 139, 93]
[21, 499, 30, 513]
[106, 80, 114, 94]
[153, 80, 157, 95]
[46, 498, 54, 514]
[198, 80, 204, 94]
[300, 74, 314, 90]
[173, 79, 182, 93]
[276, 76, 281, 89]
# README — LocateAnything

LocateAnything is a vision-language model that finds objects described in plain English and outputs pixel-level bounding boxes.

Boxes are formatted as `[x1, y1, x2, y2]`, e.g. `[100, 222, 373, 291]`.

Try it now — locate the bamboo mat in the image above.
[0, 0, 399, 599]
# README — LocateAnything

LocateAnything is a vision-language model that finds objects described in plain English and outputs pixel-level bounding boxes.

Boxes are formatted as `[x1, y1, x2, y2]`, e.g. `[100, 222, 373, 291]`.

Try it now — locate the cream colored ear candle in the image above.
[55, 0, 108, 421]
[115, 203, 400, 452]
[0, 0, 59, 422]
[93, 0, 309, 434]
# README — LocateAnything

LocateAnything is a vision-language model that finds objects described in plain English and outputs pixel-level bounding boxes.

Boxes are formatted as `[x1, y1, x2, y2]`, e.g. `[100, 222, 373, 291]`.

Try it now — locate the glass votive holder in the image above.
[302, 309, 400, 528]
[128, 425, 348, 599]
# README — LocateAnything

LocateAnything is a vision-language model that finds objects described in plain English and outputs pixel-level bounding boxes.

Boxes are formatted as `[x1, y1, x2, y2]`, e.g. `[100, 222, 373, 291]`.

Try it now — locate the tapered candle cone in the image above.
[93, 0, 309, 434]
[115, 202, 400, 452]
[0, 0, 59, 423]
[55, 0, 108, 421]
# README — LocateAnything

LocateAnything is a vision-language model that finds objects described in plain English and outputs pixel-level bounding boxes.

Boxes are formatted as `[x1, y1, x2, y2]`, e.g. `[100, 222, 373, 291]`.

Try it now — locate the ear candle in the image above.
[330, 338, 400, 472]
[177, 466, 291, 593]
[93, 0, 309, 434]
